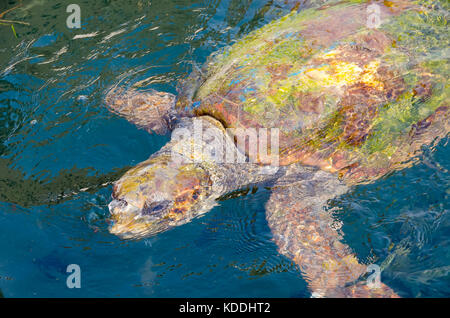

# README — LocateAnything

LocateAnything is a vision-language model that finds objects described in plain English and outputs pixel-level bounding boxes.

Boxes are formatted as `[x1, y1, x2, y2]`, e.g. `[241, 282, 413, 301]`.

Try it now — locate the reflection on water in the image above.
[332, 136, 450, 297]
[0, 0, 449, 297]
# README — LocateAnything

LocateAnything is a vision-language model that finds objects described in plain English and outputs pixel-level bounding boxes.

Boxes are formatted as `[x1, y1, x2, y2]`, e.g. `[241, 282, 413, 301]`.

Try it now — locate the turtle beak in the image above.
[108, 199, 150, 239]
[108, 198, 173, 239]
[109, 217, 153, 239]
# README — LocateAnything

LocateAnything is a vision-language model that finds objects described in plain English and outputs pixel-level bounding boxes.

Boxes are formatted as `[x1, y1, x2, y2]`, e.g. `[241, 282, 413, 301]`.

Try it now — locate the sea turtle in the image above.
[104, 0, 449, 297]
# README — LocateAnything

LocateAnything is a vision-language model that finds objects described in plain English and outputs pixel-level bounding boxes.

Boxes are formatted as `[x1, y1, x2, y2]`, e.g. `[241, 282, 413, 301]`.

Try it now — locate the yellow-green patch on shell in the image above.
[176, 0, 449, 183]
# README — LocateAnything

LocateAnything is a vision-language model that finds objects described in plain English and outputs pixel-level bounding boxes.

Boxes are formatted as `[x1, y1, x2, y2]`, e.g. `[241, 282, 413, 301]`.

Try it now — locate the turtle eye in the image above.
[142, 200, 171, 217]
[151, 203, 166, 212]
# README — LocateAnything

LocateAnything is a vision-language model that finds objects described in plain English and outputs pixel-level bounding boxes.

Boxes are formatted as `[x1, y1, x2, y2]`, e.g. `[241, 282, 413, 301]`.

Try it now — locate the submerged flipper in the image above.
[265, 165, 399, 297]
[105, 87, 176, 135]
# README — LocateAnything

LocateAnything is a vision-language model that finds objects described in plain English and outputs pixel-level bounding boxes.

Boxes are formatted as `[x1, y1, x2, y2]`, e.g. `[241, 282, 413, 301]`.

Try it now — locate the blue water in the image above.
[0, 0, 449, 297]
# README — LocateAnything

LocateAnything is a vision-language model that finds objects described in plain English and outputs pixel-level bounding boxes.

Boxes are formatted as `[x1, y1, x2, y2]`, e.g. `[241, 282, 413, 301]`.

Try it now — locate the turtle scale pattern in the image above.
[175, 0, 449, 185]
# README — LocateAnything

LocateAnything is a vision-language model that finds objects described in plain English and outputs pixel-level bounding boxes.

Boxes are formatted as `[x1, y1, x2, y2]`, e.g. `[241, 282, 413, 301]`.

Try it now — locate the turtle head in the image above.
[108, 155, 214, 239]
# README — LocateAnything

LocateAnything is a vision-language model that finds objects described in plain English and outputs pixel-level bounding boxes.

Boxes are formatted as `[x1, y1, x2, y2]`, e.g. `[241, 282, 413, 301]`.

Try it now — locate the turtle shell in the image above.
[176, 0, 449, 184]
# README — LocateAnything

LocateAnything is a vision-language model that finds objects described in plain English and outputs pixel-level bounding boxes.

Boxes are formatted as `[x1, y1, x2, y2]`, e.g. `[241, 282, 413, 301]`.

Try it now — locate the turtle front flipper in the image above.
[265, 165, 399, 298]
[105, 87, 177, 135]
